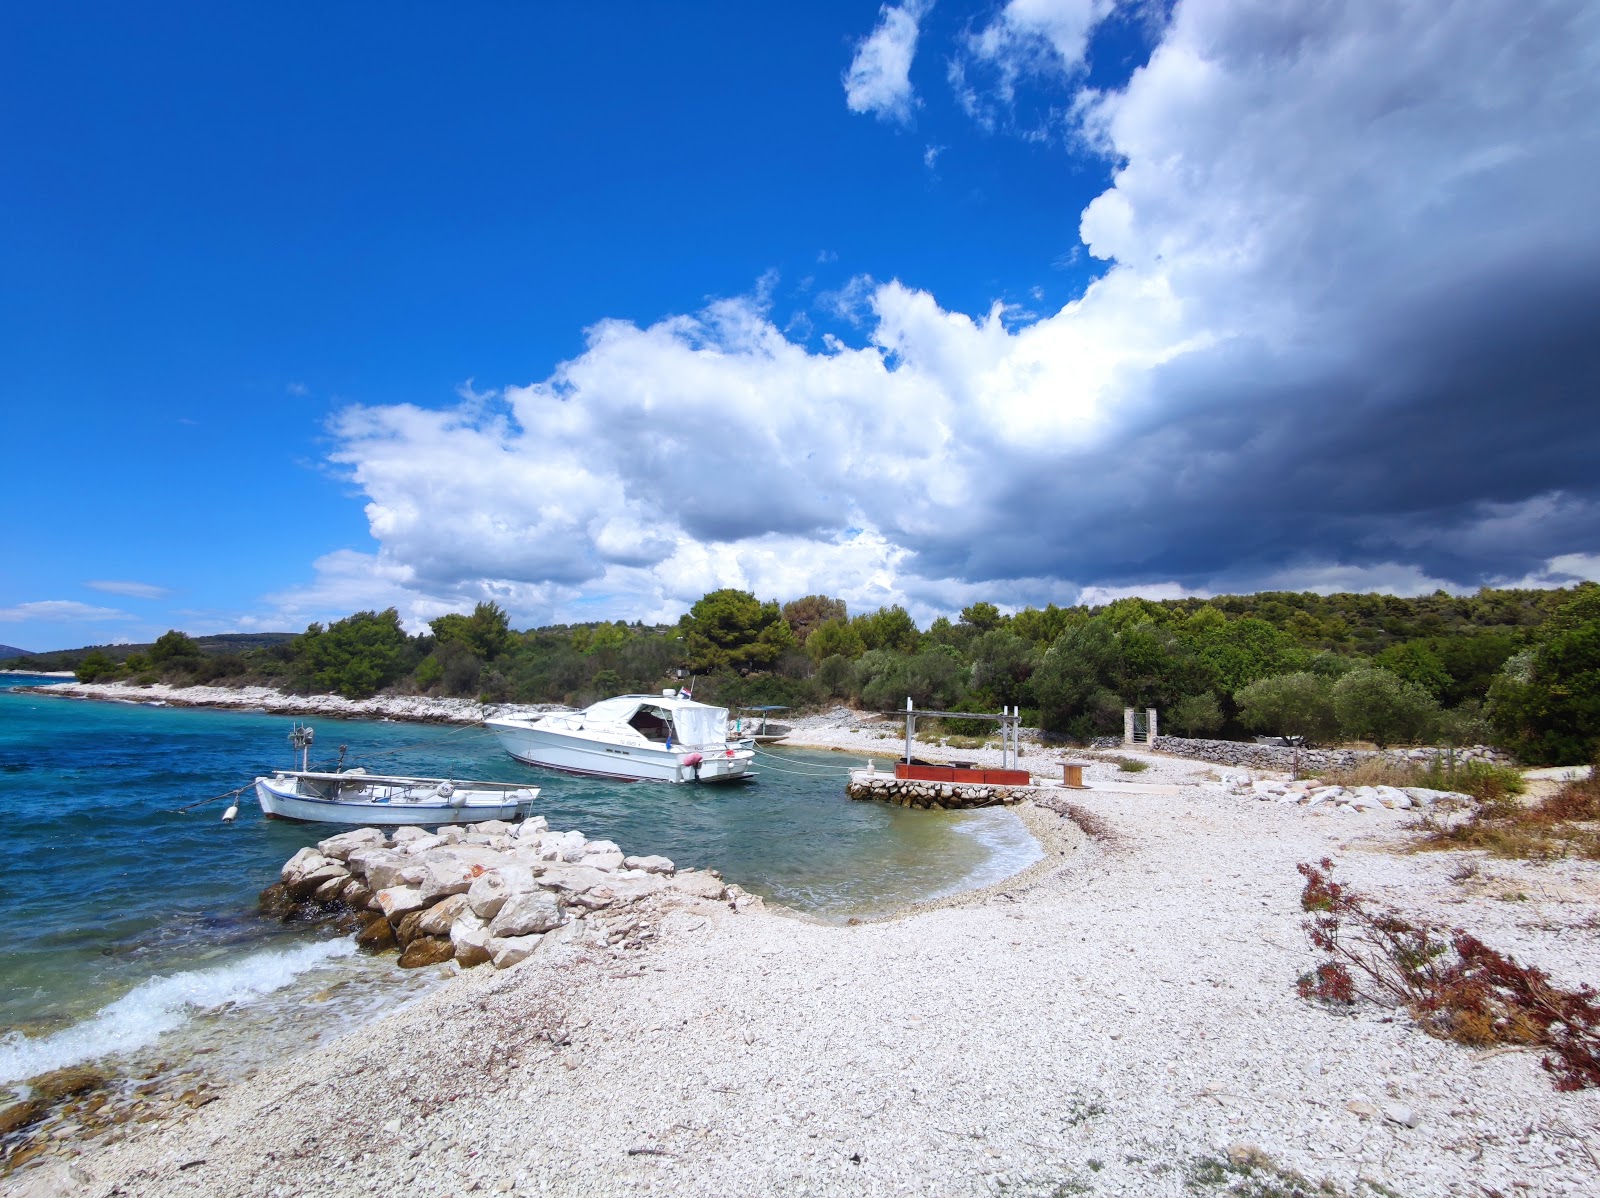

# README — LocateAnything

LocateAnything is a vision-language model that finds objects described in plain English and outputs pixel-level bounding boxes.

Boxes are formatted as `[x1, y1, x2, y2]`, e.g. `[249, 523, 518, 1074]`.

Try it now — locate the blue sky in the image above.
[3, 1, 1599, 652]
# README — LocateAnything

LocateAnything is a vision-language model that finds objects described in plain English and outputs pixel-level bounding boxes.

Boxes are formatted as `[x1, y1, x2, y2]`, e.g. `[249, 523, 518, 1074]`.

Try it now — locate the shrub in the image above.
[1297, 858, 1600, 1089]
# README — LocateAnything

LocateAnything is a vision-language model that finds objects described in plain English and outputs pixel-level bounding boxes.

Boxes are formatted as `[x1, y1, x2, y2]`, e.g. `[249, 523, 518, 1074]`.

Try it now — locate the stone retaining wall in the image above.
[1088, 735, 1506, 772]
[846, 773, 1028, 809]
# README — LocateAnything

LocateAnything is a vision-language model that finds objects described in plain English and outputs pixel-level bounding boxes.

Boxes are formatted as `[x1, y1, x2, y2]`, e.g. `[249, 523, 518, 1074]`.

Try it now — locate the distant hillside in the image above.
[0, 632, 298, 672]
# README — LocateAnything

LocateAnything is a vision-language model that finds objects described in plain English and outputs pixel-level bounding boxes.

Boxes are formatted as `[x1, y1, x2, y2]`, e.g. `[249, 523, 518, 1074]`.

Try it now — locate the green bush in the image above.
[1235, 672, 1339, 743]
[1331, 666, 1439, 748]
[1487, 585, 1600, 764]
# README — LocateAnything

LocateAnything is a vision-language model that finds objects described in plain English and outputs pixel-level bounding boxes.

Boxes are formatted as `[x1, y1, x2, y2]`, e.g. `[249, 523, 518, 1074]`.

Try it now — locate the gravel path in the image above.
[12, 738, 1599, 1198]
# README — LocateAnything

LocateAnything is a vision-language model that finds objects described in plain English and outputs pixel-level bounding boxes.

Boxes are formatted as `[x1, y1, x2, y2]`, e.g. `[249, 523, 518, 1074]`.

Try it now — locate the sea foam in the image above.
[0, 938, 355, 1085]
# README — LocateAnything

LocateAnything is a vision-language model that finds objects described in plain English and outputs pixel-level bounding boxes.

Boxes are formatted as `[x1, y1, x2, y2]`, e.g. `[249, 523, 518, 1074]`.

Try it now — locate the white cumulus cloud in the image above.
[844, 0, 933, 123]
[292, 0, 1600, 630]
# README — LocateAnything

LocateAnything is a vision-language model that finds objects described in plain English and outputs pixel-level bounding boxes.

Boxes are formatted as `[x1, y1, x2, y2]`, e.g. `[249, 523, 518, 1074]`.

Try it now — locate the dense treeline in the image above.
[11, 584, 1598, 763]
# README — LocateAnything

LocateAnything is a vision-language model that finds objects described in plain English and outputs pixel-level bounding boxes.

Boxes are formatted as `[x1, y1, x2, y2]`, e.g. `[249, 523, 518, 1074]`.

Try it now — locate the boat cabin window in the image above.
[628, 707, 675, 741]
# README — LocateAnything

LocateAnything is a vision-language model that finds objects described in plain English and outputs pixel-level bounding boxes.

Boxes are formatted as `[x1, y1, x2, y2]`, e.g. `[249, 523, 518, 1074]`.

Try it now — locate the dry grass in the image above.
[1314, 756, 1524, 804]
[1410, 759, 1600, 861]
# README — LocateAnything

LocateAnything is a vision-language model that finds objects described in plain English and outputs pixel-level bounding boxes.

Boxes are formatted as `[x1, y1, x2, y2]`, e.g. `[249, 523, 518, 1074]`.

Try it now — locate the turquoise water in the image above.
[0, 679, 1039, 1085]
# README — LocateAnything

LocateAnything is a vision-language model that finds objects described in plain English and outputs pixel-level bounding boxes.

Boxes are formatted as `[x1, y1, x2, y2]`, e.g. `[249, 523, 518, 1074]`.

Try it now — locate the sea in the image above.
[0, 677, 1041, 1107]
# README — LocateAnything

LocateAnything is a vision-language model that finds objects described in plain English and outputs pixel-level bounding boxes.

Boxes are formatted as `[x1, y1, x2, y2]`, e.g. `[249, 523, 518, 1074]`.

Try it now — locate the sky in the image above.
[3, 0, 1599, 652]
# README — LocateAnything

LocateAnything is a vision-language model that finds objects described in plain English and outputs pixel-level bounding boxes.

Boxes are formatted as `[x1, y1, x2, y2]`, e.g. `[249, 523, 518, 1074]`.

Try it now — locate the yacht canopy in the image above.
[581, 695, 730, 747]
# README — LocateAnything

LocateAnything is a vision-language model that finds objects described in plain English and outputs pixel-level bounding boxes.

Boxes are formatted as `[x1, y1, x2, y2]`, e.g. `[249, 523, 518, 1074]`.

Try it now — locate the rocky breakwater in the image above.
[1225, 774, 1470, 814]
[845, 770, 1031, 810]
[264, 819, 761, 971]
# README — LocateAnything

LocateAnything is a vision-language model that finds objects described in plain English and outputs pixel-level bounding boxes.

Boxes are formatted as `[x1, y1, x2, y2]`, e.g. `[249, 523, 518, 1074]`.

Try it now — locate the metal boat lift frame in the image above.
[894, 697, 1024, 770]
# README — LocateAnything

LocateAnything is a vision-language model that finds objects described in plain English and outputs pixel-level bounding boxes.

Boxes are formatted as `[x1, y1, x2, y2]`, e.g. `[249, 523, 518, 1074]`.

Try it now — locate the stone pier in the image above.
[845, 769, 1035, 810]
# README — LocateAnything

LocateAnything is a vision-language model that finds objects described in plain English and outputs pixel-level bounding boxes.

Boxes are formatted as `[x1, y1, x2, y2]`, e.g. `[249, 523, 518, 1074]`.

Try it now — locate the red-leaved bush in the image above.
[1296, 858, 1600, 1090]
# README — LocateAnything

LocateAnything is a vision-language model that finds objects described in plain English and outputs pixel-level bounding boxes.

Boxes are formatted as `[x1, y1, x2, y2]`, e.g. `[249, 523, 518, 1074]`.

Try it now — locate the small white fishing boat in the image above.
[253, 724, 541, 825]
[485, 691, 755, 784]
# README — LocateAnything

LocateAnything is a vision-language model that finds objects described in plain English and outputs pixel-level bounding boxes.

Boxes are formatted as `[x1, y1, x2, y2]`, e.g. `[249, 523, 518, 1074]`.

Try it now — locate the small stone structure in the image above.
[1123, 707, 1158, 747]
[265, 818, 759, 972]
[846, 769, 1031, 809]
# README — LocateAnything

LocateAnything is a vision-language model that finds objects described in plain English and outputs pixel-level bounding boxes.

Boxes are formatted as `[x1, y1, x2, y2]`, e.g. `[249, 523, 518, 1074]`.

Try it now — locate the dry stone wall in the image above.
[846, 773, 1028, 809]
[1089, 735, 1507, 772]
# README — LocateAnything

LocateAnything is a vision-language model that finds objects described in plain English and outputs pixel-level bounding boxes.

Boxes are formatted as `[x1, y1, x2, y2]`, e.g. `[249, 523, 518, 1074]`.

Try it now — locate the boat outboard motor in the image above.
[683, 751, 704, 782]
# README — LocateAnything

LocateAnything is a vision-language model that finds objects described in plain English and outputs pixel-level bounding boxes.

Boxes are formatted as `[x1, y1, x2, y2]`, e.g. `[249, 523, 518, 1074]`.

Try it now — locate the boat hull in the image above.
[485, 721, 753, 784]
[254, 776, 540, 826]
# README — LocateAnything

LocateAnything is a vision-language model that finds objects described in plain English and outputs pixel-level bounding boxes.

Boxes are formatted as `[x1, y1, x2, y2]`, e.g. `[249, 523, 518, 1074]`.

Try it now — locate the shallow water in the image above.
[0, 679, 1039, 1086]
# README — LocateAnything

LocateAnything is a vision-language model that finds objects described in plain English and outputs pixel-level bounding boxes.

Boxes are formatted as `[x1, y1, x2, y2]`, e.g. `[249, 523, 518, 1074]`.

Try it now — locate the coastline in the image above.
[11, 743, 1598, 1196]
[16, 680, 563, 726]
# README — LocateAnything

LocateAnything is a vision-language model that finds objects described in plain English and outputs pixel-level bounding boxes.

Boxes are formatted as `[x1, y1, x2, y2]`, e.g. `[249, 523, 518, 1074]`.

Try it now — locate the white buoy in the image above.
[222, 802, 239, 822]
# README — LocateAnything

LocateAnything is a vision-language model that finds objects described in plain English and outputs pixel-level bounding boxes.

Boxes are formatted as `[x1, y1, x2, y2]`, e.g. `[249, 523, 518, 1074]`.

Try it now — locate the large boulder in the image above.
[582, 852, 626, 872]
[375, 886, 426, 921]
[450, 913, 493, 967]
[489, 891, 566, 937]
[471, 820, 514, 836]
[624, 854, 676, 875]
[391, 826, 432, 846]
[280, 847, 330, 885]
[394, 909, 429, 948]
[535, 865, 615, 896]
[418, 893, 471, 936]
[529, 830, 587, 862]
[513, 815, 550, 839]
[489, 934, 543, 970]
[397, 935, 455, 969]
[356, 915, 397, 952]
[465, 863, 540, 920]
[346, 847, 421, 892]
[315, 827, 386, 861]
[666, 871, 727, 901]
[289, 862, 350, 901]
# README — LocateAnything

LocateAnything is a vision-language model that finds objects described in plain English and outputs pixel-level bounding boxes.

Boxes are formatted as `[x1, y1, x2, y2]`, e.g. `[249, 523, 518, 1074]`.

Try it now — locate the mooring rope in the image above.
[174, 781, 256, 814]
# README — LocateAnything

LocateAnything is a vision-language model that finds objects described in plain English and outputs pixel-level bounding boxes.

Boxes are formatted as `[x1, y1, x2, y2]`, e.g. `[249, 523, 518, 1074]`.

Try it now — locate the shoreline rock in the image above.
[275, 818, 763, 971]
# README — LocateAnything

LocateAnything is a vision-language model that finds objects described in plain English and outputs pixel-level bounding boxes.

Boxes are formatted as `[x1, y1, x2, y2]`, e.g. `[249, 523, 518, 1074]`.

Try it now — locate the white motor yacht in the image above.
[485, 692, 756, 784]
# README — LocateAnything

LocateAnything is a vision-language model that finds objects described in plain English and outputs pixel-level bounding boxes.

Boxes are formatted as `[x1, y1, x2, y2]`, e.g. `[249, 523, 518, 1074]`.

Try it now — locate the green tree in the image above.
[1184, 615, 1307, 694]
[1374, 641, 1451, 697]
[295, 608, 412, 699]
[852, 605, 920, 653]
[969, 629, 1036, 706]
[148, 630, 204, 672]
[430, 602, 512, 662]
[75, 649, 120, 682]
[1331, 666, 1439, 748]
[781, 595, 847, 644]
[1486, 585, 1600, 763]
[858, 645, 968, 712]
[1032, 620, 1125, 738]
[678, 589, 795, 673]
[1011, 604, 1080, 647]
[805, 617, 865, 662]
[414, 654, 444, 691]
[1166, 692, 1224, 738]
[959, 602, 1003, 633]
[1234, 672, 1340, 743]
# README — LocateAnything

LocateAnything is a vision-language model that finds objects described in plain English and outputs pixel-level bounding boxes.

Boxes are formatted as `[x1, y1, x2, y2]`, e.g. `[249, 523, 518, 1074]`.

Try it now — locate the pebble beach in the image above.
[7, 685, 1600, 1197]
